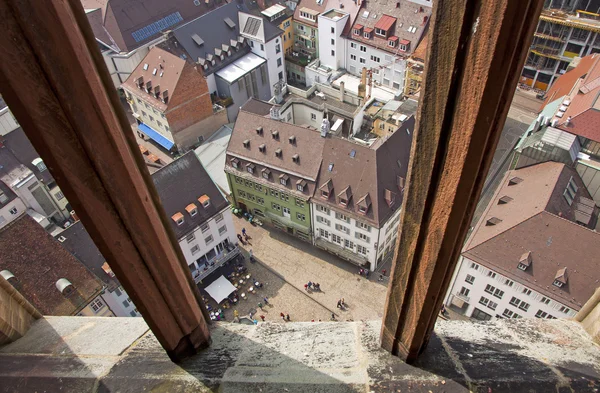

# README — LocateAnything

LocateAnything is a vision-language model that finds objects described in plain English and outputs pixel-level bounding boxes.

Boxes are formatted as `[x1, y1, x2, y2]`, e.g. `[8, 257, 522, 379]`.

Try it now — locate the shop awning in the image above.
[137, 123, 175, 150]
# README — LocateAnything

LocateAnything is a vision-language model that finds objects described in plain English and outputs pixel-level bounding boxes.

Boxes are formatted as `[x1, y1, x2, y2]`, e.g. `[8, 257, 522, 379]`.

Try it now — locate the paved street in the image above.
[227, 215, 389, 322]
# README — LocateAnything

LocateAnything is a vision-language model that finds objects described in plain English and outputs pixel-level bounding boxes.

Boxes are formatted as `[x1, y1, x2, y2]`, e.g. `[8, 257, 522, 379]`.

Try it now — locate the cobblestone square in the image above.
[198, 216, 389, 323]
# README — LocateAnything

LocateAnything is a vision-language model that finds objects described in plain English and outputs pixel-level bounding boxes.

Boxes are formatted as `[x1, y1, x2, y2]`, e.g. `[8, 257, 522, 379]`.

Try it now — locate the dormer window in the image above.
[279, 174, 289, 185]
[517, 263, 527, 271]
[198, 195, 211, 208]
[363, 31, 371, 39]
[359, 206, 367, 213]
[388, 40, 396, 47]
[32, 158, 47, 172]
[296, 179, 307, 192]
[518, 251, 532, 271]
[321, 190, 329, 198]
[375, 28, 386, 37]
[486, 217, 502, 226]
[230, 158, 240, 169]
[384, 189, 396, 207]
[399, 39, 410, 52]
[353, 24, 363, 35]
[262, 168, 271, 179]
[186, 203, 198, 217]
[553, 280, 564, 288]
[339, 198, 347, 206]
[246, 163, 255, 174]
[357, 193, 371, 214]
[337, 186, 352, 206]
[172, 212, 184, 225]
[554, 267, 568, 288]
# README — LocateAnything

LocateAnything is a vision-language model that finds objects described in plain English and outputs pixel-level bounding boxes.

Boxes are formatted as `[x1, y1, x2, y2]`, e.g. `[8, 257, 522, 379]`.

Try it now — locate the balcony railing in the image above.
[191, 246, 241, 283]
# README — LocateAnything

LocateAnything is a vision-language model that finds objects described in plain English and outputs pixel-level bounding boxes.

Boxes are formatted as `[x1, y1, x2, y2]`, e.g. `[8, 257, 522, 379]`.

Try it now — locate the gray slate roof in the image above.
[57, 222, 118, 291]
[173, 2, 251, 75]
[152, 152, 229, 239]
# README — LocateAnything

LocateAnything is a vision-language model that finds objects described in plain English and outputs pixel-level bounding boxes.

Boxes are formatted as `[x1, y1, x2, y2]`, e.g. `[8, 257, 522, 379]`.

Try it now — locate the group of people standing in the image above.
[304, 281, 321, 291]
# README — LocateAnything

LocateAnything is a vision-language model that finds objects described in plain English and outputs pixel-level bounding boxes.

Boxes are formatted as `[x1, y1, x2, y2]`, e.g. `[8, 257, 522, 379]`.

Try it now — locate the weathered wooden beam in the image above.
[381, 0, 544, 362]
[0, 0, 210, 361]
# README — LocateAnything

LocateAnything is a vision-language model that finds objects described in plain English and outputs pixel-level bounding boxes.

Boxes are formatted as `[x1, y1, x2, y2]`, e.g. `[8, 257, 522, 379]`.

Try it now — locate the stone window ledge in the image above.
[0, 316, 599, 392]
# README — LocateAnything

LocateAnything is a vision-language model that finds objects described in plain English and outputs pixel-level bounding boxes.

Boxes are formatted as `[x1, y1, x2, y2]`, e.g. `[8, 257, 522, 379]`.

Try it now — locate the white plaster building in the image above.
[310, 117, 414, 271]
[317, 10, 350, 71]
[0, 183, 26, 230]
[152, 152, 240, 283]
[444, 162, 600, 321]
[239, 11, 287, 97]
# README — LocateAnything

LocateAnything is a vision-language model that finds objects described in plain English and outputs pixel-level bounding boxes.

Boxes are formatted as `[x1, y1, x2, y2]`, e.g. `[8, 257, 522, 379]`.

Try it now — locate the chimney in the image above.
[339, 81, 345, 102]
[70, 210, 79, 222]
[136, 76, 144, 89]
[145, 80, 152, 93]
[358, 68, 367, 98]
[396, 2, 400, 7]
[154, 85, 160, 98]
[423, 15, 428, 24]
[162, 90, 169, 104]
[565, 116, 572, 125]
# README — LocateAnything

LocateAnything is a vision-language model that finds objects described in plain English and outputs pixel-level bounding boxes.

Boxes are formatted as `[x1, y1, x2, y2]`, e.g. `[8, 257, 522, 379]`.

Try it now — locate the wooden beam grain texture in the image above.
[0, 0, 210, 361]
[381, 0, 544, 362]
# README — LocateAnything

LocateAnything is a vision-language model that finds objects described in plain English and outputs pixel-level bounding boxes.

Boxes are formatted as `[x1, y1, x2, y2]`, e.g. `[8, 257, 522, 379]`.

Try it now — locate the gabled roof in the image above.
[464, 211, 600, 310]
[56, 221, 118, 291]
[152, 152, 229, 239]
[227, 101, 326, 180]
[81, 0, 218, 53]
[121, 47, 189, 112]
[293, 0, 330, 27]
[464, 162, 596, 250]
[0, 128, 54, 185]
[541, 54, 600, 143]
[346, 0, 431, 55]
[170, 2, 253, 76]
[0, 215, 104, 315]
[314, 116, 415, 226]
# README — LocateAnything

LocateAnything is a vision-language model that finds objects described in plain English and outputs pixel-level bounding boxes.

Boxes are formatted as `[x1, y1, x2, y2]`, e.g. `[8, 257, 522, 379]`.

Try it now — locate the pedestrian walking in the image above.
[382, 269, 387, 276]
[378, 274, 384, 281]
[258, 302, 263, 310]
[304, 283, 309, 291]
[341, 298, 346, 308]
[260, 315, 266, 322]
[337, 299, 342, 309]
[263, 297, 269, 305]
[280, 312, 285, 321]
[242, 228, 246, 236]
[331, 313, 336, 321]
[286, 313, 290, 321]
[307, 281, 313, 289]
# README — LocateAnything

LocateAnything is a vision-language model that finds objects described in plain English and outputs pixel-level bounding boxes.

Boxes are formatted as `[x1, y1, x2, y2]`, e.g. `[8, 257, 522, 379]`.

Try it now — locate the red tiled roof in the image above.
[374, 15, 397, 31]
[388, 36, 399, 41]
[354, 24, 363, 29]
[558, 108, 600, 142]
[364, 27, 373, 32]
[400, 39, 411, 45]
[543, 55, 599, 107]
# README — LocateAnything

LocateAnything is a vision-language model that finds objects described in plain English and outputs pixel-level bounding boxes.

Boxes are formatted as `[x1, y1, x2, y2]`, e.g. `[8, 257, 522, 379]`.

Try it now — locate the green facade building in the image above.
[225, 101, 326, 242]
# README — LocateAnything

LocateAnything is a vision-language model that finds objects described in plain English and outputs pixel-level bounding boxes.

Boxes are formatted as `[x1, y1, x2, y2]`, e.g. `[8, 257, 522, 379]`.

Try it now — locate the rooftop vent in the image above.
[224, 17, 236, 28]
[256, 126, 263, 135]
[192, 34, 204, 46]
[143, 63, 149, 70]
[56, 278, 74, 296]
[498, 195, 513, 204]
[508, 176, 523, 186]
[243, 139, 250, 148]
[259, 144, 266, 153]
[57, 235, 67, 242]
[486, 217, 502, 226]
[154, 85, 161, 98]
[145, 81, 152, 93]
[272, 130, 279, 139]
[384, 189, 396, 207]
[136, 76, 144, 89]
[292, 154, 299, 163]
[162, 90, 169, 104]
[0, 270, 15, 282]
[289, 135, 296, 144]
[397, 176, 405, 191]
[275, 148, 282, 157]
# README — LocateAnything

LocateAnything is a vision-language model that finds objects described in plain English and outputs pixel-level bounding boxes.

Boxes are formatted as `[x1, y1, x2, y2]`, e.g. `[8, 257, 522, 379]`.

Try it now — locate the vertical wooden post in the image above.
[381, 0, 544, 362]
[0, 0, 210, 361]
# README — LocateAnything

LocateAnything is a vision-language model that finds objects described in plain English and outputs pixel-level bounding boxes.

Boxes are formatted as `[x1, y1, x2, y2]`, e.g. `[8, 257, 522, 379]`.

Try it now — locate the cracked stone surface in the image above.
[1, 316, 599, 392]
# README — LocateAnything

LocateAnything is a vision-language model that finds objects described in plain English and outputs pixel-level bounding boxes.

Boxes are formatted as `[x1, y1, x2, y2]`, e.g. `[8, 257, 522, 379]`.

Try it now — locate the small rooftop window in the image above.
[486, 217, 502, 226]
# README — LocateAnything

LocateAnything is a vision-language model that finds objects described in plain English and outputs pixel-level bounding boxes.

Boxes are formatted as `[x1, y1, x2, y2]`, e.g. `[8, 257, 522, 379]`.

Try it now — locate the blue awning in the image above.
[137, 123, 175, 150]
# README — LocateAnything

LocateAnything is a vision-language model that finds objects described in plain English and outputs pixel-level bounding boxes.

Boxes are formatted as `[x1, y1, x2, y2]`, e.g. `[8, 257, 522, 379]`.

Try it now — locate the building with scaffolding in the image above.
[521, 0, 600, 91]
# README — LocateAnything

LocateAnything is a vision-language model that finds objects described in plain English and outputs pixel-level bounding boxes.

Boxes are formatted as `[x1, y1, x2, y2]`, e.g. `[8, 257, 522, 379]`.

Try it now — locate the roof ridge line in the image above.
[542, 210, 600, 236]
